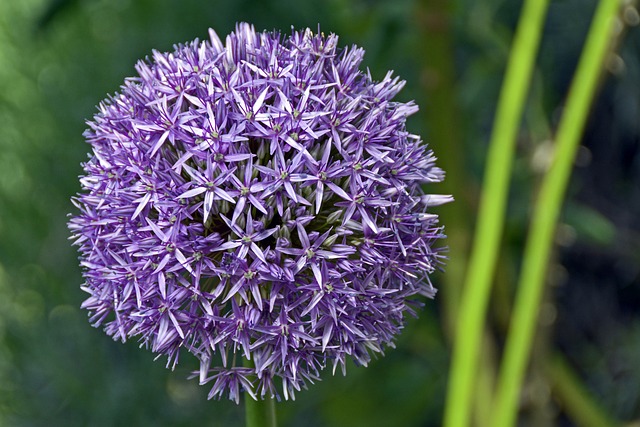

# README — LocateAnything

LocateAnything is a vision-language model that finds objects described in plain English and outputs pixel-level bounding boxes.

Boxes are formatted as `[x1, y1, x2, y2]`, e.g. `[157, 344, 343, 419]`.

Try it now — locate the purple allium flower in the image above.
[69, 23, 451, 403]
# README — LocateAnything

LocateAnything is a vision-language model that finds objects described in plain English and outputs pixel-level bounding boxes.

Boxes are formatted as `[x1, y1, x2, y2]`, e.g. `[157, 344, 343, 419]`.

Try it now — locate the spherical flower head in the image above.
[69, 22, 451, 402]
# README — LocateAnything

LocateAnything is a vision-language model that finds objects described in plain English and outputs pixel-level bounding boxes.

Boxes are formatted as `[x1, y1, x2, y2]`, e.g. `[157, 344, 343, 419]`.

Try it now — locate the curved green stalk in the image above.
[546, 353, 621, 427]
[490, 1, 621, 426]
[442, 0, 550, 426]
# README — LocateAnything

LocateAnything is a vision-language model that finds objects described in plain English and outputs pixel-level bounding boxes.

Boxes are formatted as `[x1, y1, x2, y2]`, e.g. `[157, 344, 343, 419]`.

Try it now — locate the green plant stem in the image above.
[415, 0, 471, 340]
[442, 0, 550, 425]
[490, 1, 621, 426]
[245, 395, 277, 427]
[243, 357, 277, 427]
[546, 353, 621, 427]
[473, 333, 498, 426]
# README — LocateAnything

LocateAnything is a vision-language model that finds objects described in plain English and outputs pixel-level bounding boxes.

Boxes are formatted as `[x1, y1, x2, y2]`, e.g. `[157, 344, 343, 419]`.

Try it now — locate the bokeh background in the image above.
[1, 0, 639, 426]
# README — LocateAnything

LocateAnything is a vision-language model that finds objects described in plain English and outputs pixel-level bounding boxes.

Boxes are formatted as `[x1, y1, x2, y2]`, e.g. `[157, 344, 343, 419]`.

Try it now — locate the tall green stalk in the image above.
[244, 357, 277, 427]
[490, 1, 621, 426]
[442, 0, 550, 426]
[415, 0, 470, 339]
[245, 395, 277, 427]
[546, 353, 620, 427]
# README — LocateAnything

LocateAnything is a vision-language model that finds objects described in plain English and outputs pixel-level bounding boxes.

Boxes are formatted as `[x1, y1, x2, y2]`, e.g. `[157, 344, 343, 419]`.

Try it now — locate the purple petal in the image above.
[178, 187, 207, 199]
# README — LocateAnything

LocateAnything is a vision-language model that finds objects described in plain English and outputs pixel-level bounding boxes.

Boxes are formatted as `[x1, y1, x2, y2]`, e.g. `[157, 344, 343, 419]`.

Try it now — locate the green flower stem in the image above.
[490, 1, 621, 426]
[546, 353, 621, 427]
[415, 0, 471, 339]
[245, 394, 277, 427]
[442, 0, 550, 425]
[244, 358, 277, 427]
[472, 334, 498, 426]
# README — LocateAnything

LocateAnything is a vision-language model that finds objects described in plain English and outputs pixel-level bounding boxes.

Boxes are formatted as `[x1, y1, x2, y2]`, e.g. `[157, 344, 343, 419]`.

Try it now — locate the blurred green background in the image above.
[0, 0, 639, 426]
